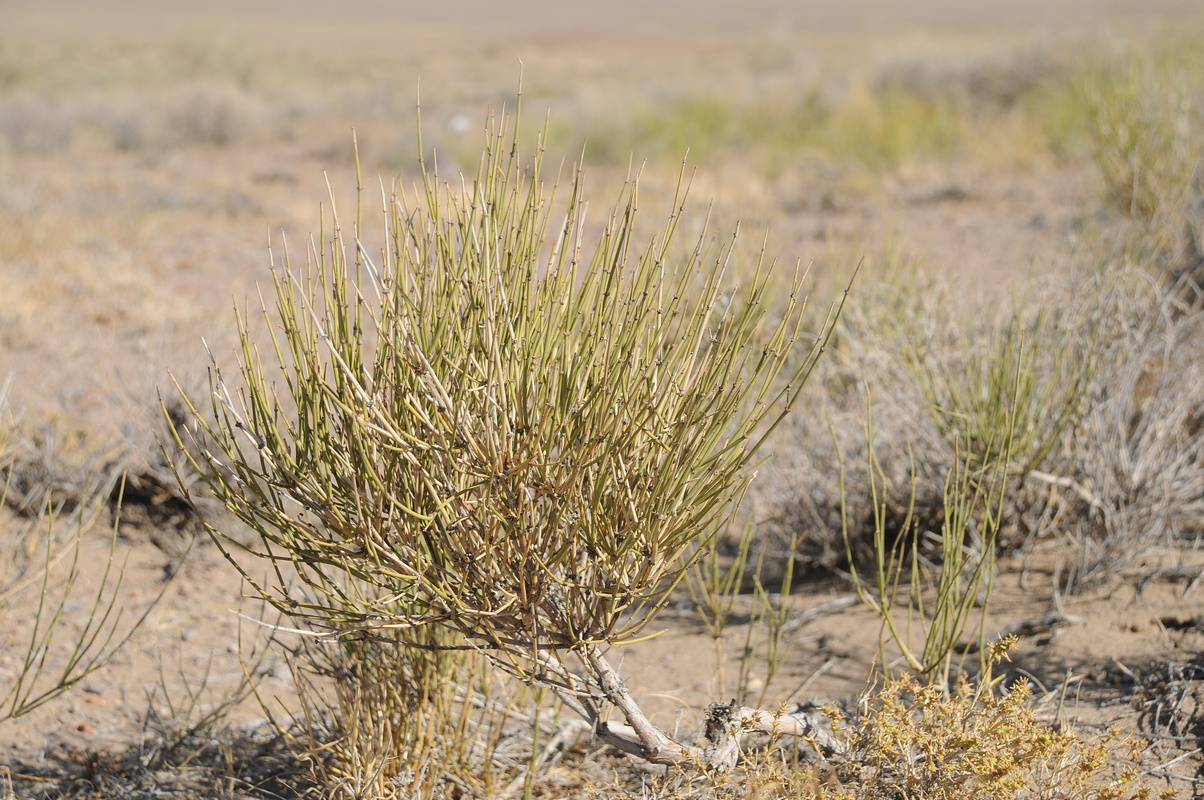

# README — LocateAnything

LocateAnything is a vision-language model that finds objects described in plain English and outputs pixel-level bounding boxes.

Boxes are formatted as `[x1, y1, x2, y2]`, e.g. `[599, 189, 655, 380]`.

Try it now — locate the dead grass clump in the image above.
[0, 393, 116, 594]
[1124, 657, 1204, 744]
[280, 620, 526, 800]
[0, 396, 210, 565]
[103, 397, 219, 565]
[18, 722, 308, 800]
[2, 416, 119, 519]
[1055, 273, 1204, 592]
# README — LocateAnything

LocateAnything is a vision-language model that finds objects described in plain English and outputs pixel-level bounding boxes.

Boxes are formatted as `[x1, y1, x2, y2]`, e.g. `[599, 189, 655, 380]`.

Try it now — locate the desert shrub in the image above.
[569, 92, 831, 169]
[775, 249, 1104, 678]
[172, 97, 844, 778]
[1047, 45, 1204, 580]
[821, 660, 1161, 800]
[652, 92, 834, 169]
[781, 234, 1118, 599]
[1052, 268, 1204, 591]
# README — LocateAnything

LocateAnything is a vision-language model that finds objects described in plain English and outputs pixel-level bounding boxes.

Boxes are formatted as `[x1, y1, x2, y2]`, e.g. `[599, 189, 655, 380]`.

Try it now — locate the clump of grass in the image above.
[1082, 42, 1203, 223]
[6, 614, 304, 799]
[825, 83, 964, 170]
[2, 412, 120, 519]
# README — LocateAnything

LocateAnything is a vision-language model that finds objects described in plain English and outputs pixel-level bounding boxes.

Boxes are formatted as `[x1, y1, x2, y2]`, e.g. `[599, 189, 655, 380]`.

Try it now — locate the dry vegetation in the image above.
[2, 7, 1204, 800]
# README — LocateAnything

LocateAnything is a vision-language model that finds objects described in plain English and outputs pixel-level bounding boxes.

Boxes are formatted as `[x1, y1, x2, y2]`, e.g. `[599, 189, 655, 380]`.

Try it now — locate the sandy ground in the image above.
[3, 0, 1204, 795]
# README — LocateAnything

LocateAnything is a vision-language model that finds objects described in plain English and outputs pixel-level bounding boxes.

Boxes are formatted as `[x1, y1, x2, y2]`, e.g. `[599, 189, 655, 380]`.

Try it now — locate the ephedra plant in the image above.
[0, 389, 157, 730]
[172, 97, 844, 773]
